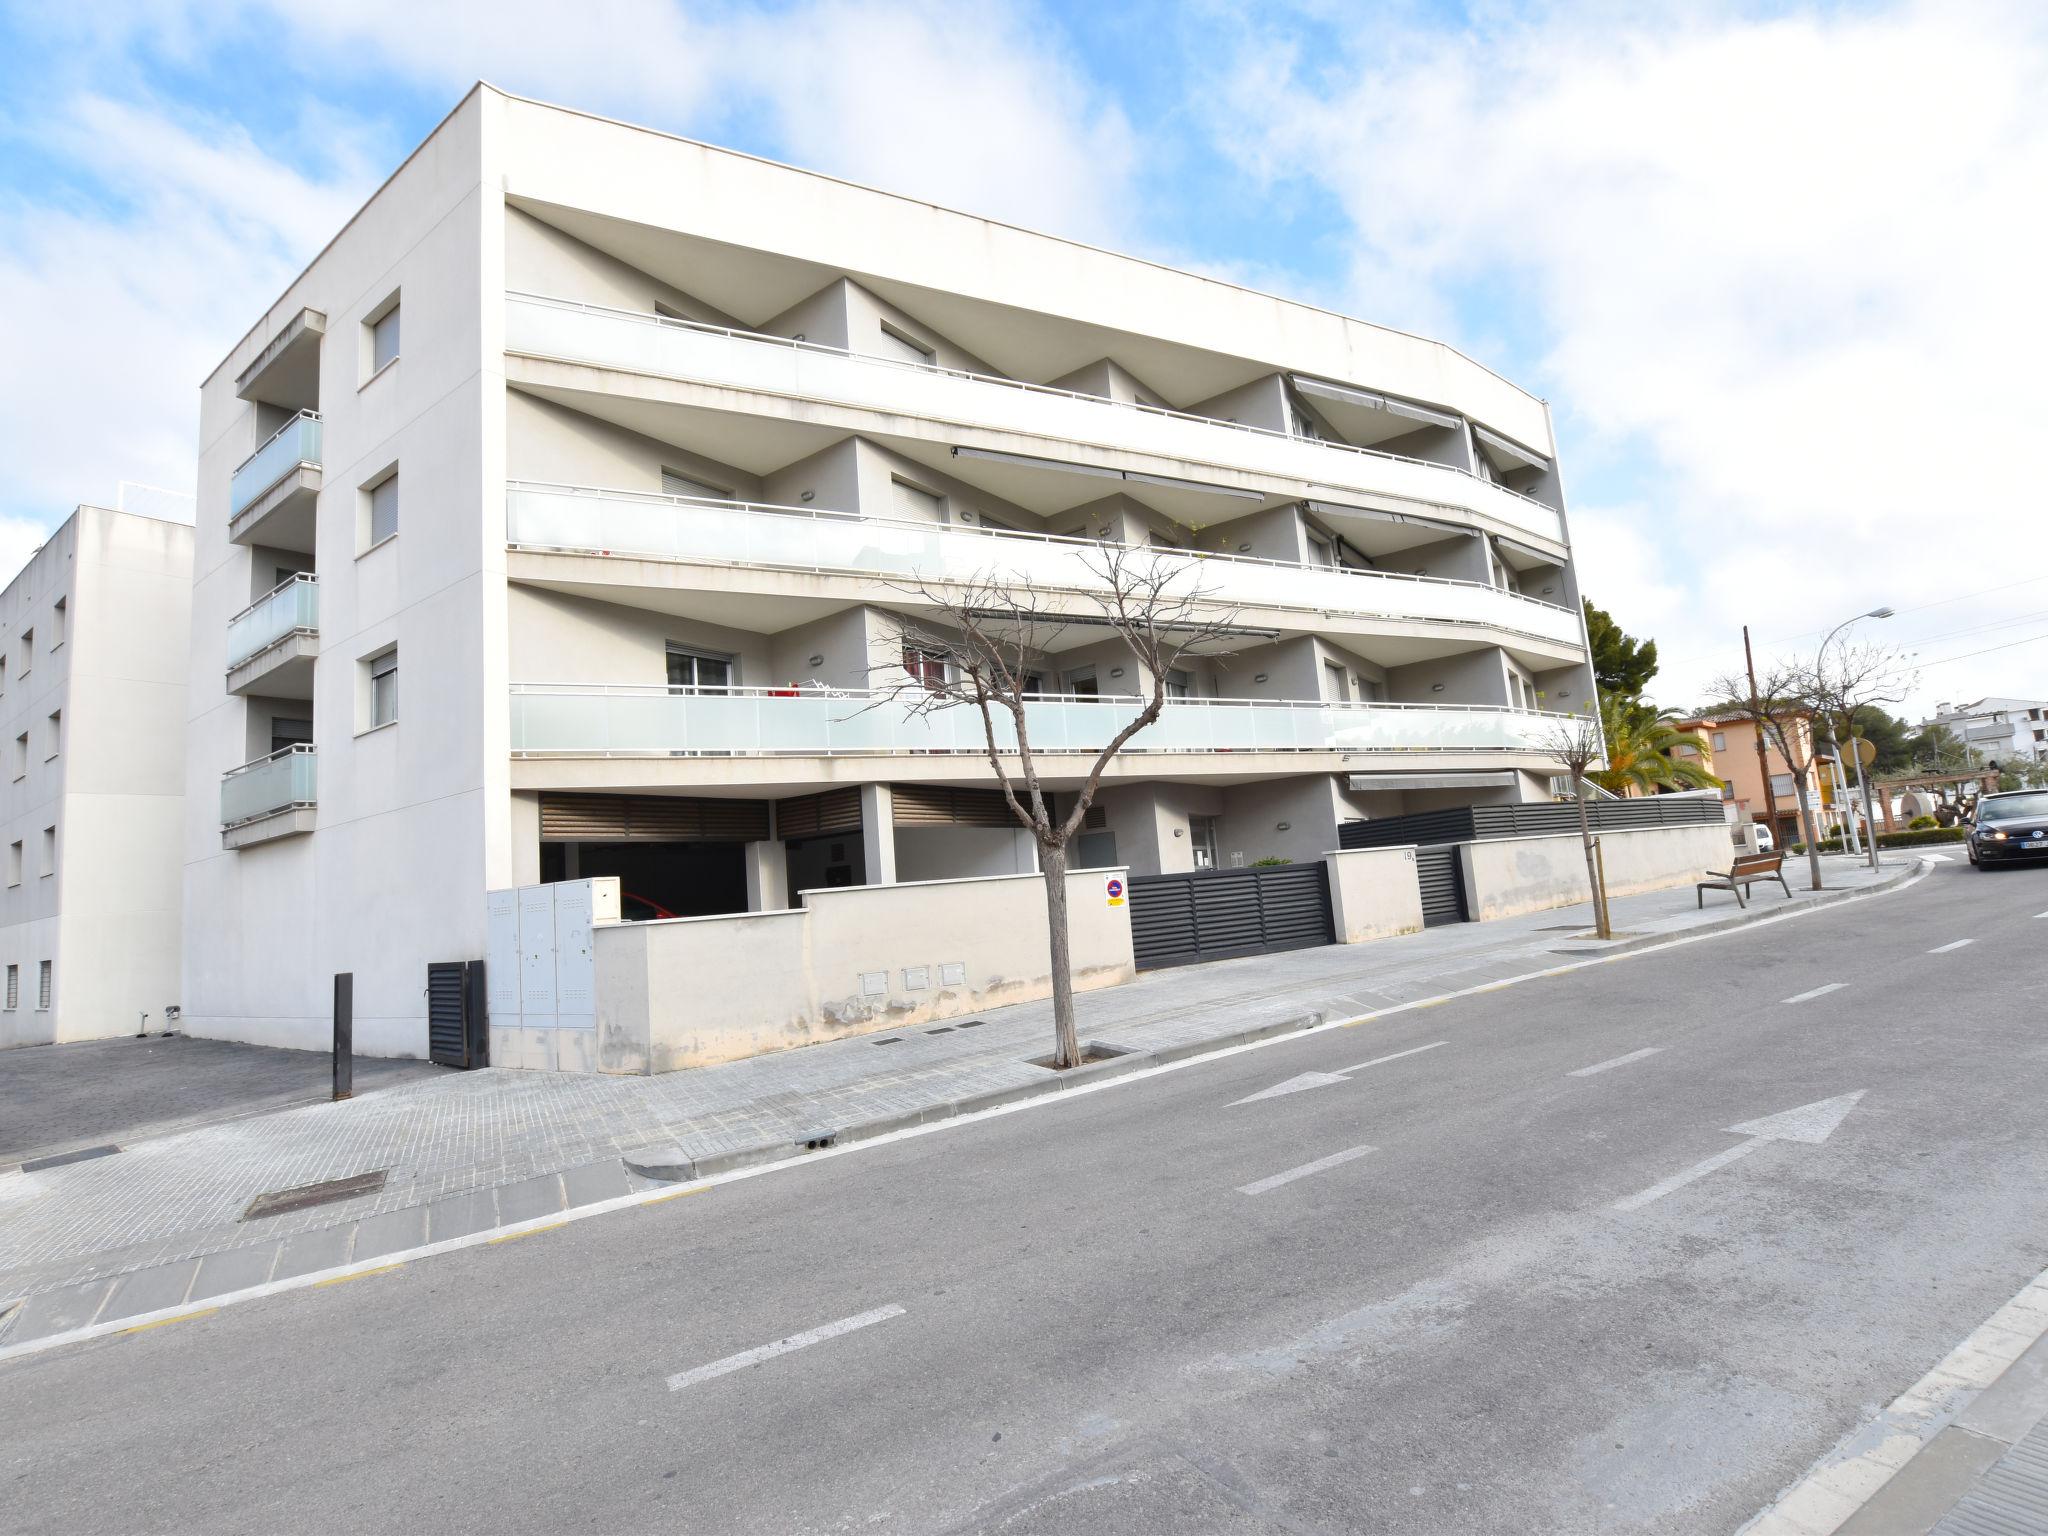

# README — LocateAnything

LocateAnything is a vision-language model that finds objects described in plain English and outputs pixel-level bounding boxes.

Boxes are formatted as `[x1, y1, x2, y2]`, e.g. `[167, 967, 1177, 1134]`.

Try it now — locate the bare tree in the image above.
[1542, 705, 1613, 940]
[872, 545, 1244, 1070]
[1796, 640, 1915, 874]
[1707, 663, 1828, 890]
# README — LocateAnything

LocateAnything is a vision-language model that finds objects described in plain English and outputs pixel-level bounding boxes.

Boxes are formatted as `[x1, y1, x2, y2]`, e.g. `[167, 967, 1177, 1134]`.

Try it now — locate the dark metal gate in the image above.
[427, 959, 489, 1069]
[1128, 863, 1335, 970]
[1415, 846, 1468, 927]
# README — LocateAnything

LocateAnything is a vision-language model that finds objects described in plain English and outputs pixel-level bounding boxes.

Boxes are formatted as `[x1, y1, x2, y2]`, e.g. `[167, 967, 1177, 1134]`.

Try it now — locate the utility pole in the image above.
[1744, 624, 1781, 837]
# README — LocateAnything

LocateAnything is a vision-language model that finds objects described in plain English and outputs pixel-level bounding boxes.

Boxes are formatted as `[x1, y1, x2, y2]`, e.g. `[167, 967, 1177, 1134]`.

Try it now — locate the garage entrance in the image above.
[538, 793, 766, 918]
[1127, 863, 1335, 970]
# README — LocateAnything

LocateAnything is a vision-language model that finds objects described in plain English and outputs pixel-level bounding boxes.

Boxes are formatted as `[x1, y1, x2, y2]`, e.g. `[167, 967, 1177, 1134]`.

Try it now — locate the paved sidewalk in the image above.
[0, 855, 1914, 1347]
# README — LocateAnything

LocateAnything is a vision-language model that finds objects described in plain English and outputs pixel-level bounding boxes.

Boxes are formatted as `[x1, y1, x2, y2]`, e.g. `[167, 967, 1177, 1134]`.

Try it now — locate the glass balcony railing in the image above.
[508, 685, 1566, 758]
[506, 485, 1581, 644]
[230, 411, 322, 517]
[224, 575, 318, 669]
[502, 294, 1568, 546]
[221, 745, 316, 828]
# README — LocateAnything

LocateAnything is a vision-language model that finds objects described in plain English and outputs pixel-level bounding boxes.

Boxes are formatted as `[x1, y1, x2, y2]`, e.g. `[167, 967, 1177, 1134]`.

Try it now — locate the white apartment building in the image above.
[1, 505, 192, 1050]
[186, 85, 1597, 1059]
[1930, 698, 2048, 765]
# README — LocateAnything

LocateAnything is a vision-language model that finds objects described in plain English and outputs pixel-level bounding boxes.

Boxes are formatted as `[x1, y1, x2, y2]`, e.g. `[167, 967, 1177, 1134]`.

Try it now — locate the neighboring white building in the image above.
[185, 84, 1598, 1060]
[1929, 698, 2048, 765]
[1, 505, 193, 1050]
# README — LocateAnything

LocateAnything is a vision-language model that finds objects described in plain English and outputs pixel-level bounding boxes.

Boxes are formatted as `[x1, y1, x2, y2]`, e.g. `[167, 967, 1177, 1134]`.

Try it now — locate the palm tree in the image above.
[1589, 695, 1723, 796]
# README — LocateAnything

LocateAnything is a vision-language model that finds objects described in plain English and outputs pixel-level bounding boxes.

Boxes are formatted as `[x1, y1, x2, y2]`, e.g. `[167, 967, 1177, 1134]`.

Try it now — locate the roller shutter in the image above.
[539, 793, 770, 842]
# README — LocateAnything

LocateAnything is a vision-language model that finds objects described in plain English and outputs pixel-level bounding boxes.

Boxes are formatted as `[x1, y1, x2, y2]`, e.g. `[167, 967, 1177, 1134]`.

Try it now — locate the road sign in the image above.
[1854, 737, 1877, 768]
[1104, 876, 1125, 907]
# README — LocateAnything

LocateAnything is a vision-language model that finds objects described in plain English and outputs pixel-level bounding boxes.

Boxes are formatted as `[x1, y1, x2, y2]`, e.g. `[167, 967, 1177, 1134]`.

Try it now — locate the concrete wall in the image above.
[1460, 822, 1734, 921]
[1324, 846, 1424, 942]
[594, 866, 1134, 1072]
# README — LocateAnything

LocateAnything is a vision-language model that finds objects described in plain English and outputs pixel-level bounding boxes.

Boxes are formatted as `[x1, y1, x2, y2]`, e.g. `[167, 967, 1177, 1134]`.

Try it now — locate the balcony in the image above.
[234, 306, 325, 409]
[502, 295, 1568, 547]
[508, 684, 1564, 760]
[225, 575, 318, 697]
[221, 745, 316, 848]
[505, 484, 1583, 650]
[229, 411, 322, 553]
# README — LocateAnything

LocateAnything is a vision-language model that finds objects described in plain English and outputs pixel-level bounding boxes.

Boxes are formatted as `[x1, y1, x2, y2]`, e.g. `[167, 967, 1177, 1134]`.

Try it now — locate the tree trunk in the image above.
[1794, 781, 1823, 890]
[1574, 775, 1610, 938]
[1040, 838, 1080, 1069]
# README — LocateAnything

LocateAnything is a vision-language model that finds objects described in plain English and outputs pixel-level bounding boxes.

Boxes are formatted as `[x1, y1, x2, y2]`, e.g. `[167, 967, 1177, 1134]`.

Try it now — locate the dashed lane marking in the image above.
[1928, 938, 1974, 953]
[1237, 1145, 1377, 1196]
[1782, 982, 1849, 1004]
[666, 1304, 905, 1392]
[1569, 1047, 1663, 1078]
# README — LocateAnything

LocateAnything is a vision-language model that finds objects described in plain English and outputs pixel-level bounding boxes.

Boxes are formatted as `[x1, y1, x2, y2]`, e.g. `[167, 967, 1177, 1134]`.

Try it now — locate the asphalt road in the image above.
[6, 859, 2047, 1535]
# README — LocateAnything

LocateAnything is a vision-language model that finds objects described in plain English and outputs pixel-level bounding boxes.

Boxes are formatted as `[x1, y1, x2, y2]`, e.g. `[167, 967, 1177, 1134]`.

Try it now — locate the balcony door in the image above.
[667, 646, 732, 693]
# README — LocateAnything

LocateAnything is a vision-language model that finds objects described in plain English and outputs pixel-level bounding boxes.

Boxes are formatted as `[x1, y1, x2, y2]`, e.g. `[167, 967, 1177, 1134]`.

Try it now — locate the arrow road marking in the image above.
[1928, 938, 1974, 953]
[1782, 982, 1848, 1005]
[1569, 1047, 1663, 1077]
[667, 1304, 905, 1392]
[1613, 1091, 1864, 1212]
[1231, 1041, 1447, 1105]
[1238, 1145, 1376, 1196]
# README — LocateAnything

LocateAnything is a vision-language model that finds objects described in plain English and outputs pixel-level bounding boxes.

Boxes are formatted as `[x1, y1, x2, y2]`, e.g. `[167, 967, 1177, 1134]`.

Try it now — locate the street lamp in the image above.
[1819, 606, 1895, 870]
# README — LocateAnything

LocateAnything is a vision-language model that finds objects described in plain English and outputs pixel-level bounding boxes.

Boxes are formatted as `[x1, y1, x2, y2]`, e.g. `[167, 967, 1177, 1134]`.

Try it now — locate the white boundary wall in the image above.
[1459, 822, 1734, 921]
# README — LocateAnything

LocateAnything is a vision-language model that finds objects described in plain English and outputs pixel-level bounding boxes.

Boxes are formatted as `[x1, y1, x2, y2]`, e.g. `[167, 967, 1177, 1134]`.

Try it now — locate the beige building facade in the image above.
[1, 505, 193, 1049]
[186, 85, 1598, 1059]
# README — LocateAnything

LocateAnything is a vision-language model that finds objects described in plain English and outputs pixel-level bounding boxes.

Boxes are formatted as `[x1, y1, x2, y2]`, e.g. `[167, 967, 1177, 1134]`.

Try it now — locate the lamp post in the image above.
[1819, 606, 1895, 872]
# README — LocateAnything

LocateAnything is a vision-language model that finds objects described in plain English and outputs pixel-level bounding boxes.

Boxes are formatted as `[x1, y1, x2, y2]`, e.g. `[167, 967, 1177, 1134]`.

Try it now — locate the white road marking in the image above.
[1339, 1040, 1449, 1075]
[2035, 911, 2048, 919]
[1922, 853, 1955, 862]
[1568, 1047, 1663, 1078]
[1238, 1145, 1376, 1196]
[666, 1304, 905, 1392]
[1231, 1041, 1447, 1105]
[1615, 1091, 1865, 1212]
[1781, 982, 1848, 1004]
[1927, 938, 1973, 953]
[1612, 1140, 1766, 1211]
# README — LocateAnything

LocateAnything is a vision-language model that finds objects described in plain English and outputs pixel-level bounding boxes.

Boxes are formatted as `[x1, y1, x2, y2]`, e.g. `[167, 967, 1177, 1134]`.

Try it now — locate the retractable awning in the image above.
[949, 445, 1263, 501]
[1472, 423, 1551, 474]
[1292, 376, 1463, 433]
[1492, 533, 1564, 570]
[1346, 771, 1522, 792]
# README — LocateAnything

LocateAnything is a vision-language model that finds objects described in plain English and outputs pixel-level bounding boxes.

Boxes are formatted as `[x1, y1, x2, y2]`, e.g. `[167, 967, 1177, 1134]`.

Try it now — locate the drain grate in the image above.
[925, 1025, 956, 1035]
[20, 1143, 122, 1174]
[242, 1169, 389, 1222]
[872, 1036, 904, 1046]
[955, 1020, 987, 1029]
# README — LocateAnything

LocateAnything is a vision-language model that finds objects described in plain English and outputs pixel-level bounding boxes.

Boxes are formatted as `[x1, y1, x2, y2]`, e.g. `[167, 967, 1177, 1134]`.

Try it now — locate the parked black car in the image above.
[1968, 789, 2048, 869]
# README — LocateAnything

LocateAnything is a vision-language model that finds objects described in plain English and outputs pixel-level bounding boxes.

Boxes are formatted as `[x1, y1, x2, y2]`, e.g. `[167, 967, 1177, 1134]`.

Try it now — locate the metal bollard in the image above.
[333, 972, 354, 1102]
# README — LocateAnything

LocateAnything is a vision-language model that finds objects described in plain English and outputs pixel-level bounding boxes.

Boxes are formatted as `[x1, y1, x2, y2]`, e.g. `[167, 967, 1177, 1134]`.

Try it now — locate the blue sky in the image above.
[1, 0, 2042, 716]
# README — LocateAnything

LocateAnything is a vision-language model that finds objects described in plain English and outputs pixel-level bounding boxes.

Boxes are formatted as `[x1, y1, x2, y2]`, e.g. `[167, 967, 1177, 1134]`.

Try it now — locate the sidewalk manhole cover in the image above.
[242, 1169, 388, 1221]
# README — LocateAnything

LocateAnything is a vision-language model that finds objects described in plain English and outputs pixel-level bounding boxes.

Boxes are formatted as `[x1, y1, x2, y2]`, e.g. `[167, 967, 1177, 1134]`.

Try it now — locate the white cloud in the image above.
[1208, 0, 2048, 717]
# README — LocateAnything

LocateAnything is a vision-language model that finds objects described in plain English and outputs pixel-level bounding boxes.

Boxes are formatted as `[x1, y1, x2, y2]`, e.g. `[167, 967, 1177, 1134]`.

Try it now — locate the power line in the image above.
[1910, 629, 2048, 670]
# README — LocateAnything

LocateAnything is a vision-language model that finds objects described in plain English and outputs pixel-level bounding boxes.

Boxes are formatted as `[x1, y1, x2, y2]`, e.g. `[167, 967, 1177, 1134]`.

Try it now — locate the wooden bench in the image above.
[1696, 851, 1792, 908]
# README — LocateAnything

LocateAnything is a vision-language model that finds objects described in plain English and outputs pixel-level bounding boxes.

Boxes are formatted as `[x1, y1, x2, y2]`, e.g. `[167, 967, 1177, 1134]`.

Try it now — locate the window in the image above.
[368, 650, 398, 728]
[1712, 731, 1727, 752]
[1722, 781, 1736, 800]
[877, 322, 934, 365]
[1, 654, 7, 696]
[271, 716, 313, 754]
[51, 597, 65, 648]
[1190, 815, 1221, 869]
[1307, 535, 1334, 567]
[365, 470, 399, 547]
[901, 647, 946, 690]
[1064, 667, 1099, 697]
[364, 291, 401, 378]
[19, 627, 31, 674]
[660, 467, 729, 502]
[45, 709, 60, 760]
[6, 841, 19, 886]
[3, 965, 14, 1010]
[1164, 669, 1192, 700]
[665, 645, 733, 693]
[41, 826, 55, 877]
[12, 732, 26, 780]
[1323, 661, 1350, 702]
[892, 480, 945, 523]
[38, 960, 50, 1011]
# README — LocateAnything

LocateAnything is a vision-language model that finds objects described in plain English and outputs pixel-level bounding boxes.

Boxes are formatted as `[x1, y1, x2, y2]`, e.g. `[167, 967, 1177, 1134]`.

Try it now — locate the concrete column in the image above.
[745, 841, 789, 911]
[860, 783, 897, 885]
[508, 793, 543, 887]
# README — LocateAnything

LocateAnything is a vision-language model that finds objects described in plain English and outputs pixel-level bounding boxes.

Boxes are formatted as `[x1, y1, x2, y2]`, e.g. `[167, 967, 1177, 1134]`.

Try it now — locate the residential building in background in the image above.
[185, 83, 1597, 1060]
[1928, 697, 2048, 765]
[1671, 710, 1843, 847]
[0, 505, 193, 1050]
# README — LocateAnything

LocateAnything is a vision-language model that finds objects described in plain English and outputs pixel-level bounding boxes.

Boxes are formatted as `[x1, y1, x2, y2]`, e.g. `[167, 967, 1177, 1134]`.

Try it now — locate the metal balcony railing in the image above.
[230, 411, 322, 517]
[221, 745, 316, 827]
[508, 684, 1568, 759]
[504, 483, 1581, 645]
[224, 574, 318, 669]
